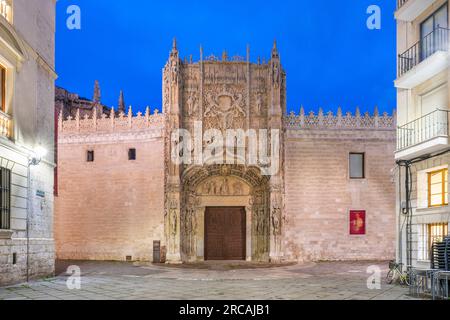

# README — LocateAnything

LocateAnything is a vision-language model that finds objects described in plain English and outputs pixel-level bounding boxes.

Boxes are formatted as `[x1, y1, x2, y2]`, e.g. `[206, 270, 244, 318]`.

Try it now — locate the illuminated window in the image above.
[428, 169, 448, 207]
[418, 223, 449, 260]
[0, 0, 12, 23]
[0, 65, 5, 112]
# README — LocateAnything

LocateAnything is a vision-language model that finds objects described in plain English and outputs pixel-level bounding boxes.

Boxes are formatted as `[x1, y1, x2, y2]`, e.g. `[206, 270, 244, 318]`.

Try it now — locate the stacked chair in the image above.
[430, 237, 450, 300]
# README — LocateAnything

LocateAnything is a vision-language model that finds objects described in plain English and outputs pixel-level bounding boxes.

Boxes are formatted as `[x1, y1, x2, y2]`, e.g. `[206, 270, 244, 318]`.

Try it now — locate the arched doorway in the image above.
[181, 165, 271, 262]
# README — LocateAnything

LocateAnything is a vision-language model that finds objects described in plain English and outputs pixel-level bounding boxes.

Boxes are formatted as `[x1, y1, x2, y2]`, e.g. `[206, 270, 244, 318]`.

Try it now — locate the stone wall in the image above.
[284, 108, 397, 261]
[0, 0, 56, 286]
[55, 110, 166, 261]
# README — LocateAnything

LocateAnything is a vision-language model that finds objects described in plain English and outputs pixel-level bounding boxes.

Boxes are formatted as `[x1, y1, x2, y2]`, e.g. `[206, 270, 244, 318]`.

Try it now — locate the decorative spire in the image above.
[118, 90, 126, 114]
[222, 50, 228, 61]
[172, 37, 178, 52]
[93, 80, 101, 103]
[272, 39, 279, 58]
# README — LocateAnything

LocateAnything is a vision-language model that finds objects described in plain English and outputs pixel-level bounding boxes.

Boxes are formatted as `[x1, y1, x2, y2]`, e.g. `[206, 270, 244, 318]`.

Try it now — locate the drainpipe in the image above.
[26, 162, 30, 282]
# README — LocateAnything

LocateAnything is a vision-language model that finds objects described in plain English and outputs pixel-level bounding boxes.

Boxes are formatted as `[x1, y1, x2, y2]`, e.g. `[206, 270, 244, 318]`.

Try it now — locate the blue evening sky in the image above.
[55, 0, 397, 115]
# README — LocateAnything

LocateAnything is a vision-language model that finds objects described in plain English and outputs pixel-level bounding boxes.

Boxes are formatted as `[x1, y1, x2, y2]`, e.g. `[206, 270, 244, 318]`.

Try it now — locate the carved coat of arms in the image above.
[203, 85, 247, 131]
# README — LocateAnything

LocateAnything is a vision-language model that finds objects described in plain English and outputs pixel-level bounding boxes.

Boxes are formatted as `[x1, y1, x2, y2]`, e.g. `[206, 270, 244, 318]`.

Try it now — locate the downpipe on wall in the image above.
[396, 148, 450, 271]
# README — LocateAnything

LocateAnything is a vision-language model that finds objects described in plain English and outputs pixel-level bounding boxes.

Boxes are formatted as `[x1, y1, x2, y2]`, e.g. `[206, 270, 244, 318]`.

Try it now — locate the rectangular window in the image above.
[87, 150, 94, 162]
[428, 168, 448, 207]
[420, 3, 448, 60]
[0, 167, 11, 230]
[418, 223, 448, 261]
[128, 148, 136, 161]
[349, 153, 365, 179]
[0, 65, 5, 113]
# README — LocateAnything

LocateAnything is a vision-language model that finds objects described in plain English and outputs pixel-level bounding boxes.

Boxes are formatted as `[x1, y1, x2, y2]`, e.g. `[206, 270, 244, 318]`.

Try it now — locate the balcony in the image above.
[0, 0, 12, 23]
[396, 0, 437, 22]
[0, 110, 11, 139]
[396, 109, 450, 160]
[396, 27, 449, 89]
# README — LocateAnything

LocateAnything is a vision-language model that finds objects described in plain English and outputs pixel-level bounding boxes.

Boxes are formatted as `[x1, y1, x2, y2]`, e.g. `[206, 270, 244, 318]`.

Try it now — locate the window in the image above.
[0, 167, 11, 230]
[128, 148, 136, 161]
[87, 150, 94, 162]
[0, 0, 12, 23]
[420, 3, 448, 59]
[428, 168, 448, 207]
[0, 65, 5, 112]
[418, 223, 449, 261]
[349, 153, 365, 179]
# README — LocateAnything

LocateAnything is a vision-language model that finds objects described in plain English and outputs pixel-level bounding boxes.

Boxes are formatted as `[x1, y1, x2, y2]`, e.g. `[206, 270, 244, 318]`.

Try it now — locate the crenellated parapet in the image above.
[284, 106, 396, 130]
[58, 106, 165, 135]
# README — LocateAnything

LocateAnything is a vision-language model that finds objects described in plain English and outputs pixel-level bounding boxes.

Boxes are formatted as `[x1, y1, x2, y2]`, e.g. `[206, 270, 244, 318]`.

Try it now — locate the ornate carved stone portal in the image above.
[163, 40, 286, 263]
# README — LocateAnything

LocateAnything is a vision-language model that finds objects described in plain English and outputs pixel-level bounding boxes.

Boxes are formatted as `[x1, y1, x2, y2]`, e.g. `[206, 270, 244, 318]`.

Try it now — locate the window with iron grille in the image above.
[0, 167, 11, 230]
[418, 223, 449, 261]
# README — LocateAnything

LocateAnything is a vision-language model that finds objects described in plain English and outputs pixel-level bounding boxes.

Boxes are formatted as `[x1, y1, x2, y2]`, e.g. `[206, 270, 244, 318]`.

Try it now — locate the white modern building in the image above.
[395, 0, 450, 269]
[0, 0, 56, 285]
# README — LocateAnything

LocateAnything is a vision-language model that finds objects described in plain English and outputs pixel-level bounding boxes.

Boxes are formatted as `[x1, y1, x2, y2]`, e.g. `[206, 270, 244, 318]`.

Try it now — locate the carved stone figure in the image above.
[170, 200, 178, 237]
[233, 181, 243, 196]
[272, 63, 280, 88]
[219, 178, 230, 195]
[255, 93, 263, 114]
[171, 59, 179, 84]
[186, 92, 197, 116]
[272, 207, 281, 236]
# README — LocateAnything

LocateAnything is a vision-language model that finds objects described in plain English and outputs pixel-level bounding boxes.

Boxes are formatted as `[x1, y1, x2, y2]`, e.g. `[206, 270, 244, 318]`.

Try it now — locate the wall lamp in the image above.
[29, 146, 48, 166]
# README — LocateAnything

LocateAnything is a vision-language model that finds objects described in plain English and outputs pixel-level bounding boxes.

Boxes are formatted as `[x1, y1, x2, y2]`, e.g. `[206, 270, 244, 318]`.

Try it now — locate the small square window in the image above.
[87, 151, 94, 162]
[128, 148, 136, 161]
[349, 153, 365, 179]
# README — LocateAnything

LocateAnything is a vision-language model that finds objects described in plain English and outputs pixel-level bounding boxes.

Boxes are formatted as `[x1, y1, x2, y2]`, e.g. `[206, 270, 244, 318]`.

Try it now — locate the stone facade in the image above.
[0, 0, 56, 286]
[285, 109, 397, 261]
[55, 41, 397, 263]
[55, 110, 165, 261]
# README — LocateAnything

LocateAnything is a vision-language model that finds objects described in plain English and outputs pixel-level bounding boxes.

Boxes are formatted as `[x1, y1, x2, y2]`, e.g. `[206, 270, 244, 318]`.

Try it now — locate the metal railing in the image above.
[398, 27, 449, 77]
[0, 111, 11, 139]
[397, 109, 450, 150]
[0, 0, 12, 23]
[397, 0, 409, 10]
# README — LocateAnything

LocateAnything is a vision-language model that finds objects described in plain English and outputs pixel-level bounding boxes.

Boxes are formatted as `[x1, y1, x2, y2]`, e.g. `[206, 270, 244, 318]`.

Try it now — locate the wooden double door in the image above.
[205, 207, 246, 261]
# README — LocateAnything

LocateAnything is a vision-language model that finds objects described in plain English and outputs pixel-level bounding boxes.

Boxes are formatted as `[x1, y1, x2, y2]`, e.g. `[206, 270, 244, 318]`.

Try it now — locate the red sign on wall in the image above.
[350, 210, 366, 235]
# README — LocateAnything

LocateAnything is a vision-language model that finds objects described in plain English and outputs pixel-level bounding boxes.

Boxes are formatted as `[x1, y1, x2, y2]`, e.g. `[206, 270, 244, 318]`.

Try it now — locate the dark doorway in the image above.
[205, 207, 246, 261]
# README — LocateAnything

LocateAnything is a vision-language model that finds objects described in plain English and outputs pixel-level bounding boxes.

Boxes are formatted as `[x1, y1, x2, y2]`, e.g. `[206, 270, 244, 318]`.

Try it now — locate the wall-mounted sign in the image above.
[36, 190, 46, 198]
[350, 210, 366, 235]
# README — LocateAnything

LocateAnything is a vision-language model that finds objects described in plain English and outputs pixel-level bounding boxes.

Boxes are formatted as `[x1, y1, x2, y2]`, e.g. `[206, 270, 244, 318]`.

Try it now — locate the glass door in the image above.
[420, 4, 448, 60]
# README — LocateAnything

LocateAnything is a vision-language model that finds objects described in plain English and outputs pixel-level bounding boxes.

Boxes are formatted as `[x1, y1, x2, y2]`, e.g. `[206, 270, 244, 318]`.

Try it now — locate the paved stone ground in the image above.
[0, 260, 422, 300]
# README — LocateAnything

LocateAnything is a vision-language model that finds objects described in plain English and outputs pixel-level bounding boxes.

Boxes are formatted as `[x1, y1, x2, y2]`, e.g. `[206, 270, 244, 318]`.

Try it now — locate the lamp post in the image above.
[26, 145, 47, 282]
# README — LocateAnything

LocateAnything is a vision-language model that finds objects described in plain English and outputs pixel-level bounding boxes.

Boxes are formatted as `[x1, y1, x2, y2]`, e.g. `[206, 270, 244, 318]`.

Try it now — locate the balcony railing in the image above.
[398, 27, 449, 78]
[397, 109, 449, 150]
[0, 111, 11, 139]
[397, 0, 409, 9]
